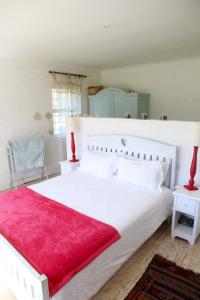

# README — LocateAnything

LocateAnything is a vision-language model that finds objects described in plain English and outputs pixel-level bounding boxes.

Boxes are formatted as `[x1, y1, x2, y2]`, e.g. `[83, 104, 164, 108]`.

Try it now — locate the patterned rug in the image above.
[125, 254, 200, 300]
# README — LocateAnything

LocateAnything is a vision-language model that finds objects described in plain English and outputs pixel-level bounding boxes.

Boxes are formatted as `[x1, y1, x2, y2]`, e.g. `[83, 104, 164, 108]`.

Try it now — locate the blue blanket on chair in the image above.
[9, 135, 44, 172]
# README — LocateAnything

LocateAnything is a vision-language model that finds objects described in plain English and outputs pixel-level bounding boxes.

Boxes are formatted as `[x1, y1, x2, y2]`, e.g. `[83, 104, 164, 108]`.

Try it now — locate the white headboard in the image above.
[87, 134, 177, 190]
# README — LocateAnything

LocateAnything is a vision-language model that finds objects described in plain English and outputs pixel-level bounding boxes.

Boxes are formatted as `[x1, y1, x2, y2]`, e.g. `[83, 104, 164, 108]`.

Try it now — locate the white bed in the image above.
[30, 171, 173, 300]
[0, 134, 177, 300]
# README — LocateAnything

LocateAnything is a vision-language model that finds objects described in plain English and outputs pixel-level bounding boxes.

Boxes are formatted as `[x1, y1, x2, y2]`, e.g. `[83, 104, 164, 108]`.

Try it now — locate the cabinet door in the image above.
[137, 95, 150, 118]
[89, 93, 112, 117]
[112, 92, 137, 118]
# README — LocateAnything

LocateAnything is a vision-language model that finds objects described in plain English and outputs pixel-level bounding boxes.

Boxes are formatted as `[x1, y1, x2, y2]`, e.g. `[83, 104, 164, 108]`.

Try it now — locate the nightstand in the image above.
[171, 186, 200, 245]
[59, 160, 80, 175]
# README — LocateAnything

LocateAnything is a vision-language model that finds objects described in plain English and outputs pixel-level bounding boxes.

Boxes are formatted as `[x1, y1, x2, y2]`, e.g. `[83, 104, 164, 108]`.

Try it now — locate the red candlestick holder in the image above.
[70, 132, 79, 163]
[184, 146, 199, 191]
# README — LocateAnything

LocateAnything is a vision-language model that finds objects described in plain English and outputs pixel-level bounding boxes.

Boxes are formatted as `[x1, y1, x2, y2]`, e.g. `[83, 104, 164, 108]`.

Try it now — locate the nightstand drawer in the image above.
[175, 196, 196, 215]
[60, 165, 70, 174]
[59, 161, 80, 175]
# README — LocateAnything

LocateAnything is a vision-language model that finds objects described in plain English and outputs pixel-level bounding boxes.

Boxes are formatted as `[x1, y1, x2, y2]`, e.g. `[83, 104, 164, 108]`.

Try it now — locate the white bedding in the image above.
[29, 170, 173, 300]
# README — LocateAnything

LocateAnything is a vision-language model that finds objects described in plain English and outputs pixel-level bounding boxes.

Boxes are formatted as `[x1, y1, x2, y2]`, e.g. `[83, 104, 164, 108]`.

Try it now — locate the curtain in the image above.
[51, 73, 82, 135]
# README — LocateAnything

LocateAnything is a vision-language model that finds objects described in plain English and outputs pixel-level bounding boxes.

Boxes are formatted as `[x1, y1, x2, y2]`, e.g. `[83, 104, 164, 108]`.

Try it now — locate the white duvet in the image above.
[30, 170, 172, 300]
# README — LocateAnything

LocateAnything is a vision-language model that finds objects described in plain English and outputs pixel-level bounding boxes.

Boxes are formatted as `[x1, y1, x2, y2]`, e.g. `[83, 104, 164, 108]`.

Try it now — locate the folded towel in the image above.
[9, 136, 44, 172]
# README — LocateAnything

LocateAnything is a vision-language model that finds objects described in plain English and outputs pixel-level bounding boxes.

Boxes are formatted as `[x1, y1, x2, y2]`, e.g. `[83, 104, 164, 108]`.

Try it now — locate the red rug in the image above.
[125, 254, 200, 300]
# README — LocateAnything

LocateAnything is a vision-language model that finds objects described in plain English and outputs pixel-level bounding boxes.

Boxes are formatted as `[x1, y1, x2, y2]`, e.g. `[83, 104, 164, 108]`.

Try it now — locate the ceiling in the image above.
[1, 0, 200, 69]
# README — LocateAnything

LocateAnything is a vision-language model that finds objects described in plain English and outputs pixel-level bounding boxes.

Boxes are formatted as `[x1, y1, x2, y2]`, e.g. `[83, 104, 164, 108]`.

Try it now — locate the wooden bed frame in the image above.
[87, 134, 177, 190]
[0, 134, 177, 300]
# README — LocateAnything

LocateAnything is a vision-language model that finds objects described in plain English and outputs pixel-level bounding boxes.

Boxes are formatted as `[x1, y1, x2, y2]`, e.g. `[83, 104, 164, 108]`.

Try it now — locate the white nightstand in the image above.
[171, 186, 200, 245]
[59, 160, 80, 175]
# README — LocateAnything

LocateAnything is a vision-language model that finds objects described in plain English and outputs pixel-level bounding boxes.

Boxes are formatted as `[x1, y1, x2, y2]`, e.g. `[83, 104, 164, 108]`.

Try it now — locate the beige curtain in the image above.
[51, 73, 82, 135]
[52, 73, 81, 116]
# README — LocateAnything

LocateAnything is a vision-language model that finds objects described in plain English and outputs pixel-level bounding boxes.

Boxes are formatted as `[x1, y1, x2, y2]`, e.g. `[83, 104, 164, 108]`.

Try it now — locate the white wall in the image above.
[101, 56, 200, 121]
[74, 117, 200, 187]
[0, 59, 100, 190]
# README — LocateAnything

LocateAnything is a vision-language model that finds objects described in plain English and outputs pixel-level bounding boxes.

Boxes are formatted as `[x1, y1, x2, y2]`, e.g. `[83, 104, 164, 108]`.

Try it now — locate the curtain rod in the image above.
[49, 71, 87, 78]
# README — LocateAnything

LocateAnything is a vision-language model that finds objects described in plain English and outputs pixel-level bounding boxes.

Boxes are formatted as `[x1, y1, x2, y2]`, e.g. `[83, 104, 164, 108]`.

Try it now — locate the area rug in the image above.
[125, 254, 200, 300]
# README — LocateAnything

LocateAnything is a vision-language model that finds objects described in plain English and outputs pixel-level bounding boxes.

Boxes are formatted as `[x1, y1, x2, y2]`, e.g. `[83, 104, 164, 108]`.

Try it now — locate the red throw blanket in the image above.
[0, 187, 120, 296]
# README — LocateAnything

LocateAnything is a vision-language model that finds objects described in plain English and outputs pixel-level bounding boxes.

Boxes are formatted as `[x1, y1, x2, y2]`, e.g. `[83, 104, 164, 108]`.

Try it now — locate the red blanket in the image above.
[0, 187, 120, 296]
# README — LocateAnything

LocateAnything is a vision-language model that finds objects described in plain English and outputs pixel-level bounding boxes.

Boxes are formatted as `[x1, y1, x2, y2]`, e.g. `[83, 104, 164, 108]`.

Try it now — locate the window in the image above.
[51, 74, 81, 136]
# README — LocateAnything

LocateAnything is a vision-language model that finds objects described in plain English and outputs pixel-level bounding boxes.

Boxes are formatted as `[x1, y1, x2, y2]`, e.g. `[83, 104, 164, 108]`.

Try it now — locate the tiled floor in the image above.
[1, 222, 200, 300]
[94, 221, 200, 299]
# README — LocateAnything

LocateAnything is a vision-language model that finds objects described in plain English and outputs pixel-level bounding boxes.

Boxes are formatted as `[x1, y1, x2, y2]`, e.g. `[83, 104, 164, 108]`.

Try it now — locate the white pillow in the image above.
[79, 151, 117, 178]
[116, 157, 163, 192]
[117, 155, 169, 184]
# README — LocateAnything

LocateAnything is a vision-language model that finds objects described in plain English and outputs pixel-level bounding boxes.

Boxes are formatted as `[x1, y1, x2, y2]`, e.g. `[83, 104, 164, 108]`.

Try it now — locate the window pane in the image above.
[52, 87, 81, 135]
[53, 112, 66, 135]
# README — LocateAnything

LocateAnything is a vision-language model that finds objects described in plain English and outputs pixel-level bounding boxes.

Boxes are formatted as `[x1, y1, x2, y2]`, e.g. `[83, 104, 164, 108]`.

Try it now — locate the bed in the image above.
[0, 135, 177, 300]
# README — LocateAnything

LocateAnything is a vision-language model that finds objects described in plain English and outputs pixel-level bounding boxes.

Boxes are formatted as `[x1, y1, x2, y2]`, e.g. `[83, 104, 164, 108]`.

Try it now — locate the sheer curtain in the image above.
[51, 73, 82, 136]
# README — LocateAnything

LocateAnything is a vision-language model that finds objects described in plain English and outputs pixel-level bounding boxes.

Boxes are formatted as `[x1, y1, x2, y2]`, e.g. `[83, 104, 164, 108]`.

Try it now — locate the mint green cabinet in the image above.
[89, 89, 112, 117]
[89, 88, 150, 118]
